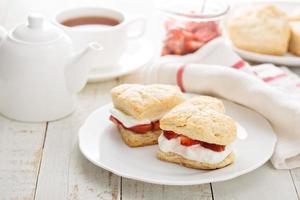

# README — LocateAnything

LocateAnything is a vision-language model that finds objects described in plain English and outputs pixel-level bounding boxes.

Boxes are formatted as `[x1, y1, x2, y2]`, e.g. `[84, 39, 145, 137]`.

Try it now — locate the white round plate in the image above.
[88, 38, 154, 82]
[79, 99, 276, 185]
[226, 1, 300, 67]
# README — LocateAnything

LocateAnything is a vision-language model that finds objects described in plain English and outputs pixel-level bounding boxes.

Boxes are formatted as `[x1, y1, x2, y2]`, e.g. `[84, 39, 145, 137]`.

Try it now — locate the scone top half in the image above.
[111, 84, 184, 120]
[160, 96, 237, 145]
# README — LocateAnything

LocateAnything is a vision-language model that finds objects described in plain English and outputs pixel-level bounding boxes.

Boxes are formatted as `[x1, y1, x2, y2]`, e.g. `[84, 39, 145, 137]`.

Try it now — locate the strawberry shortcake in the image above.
[157, 96, 237, 169]
[109, 84, 184, 147]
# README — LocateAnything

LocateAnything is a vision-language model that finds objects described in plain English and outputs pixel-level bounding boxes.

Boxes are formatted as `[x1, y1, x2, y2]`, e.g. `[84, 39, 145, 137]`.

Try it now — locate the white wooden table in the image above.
[1, 0, 300, 199]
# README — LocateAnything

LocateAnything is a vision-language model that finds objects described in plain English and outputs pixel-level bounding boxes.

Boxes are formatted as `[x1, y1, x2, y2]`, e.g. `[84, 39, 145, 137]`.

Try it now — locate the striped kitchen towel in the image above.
[158, 37, 300, 97]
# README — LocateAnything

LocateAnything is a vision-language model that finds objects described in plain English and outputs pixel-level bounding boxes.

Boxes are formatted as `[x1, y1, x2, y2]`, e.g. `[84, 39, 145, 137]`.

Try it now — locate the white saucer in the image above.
[78, 96, 276, 185]
[88, 38, 154, 82]
[226, 1, 300, 67]
[235, 47, 300, 67]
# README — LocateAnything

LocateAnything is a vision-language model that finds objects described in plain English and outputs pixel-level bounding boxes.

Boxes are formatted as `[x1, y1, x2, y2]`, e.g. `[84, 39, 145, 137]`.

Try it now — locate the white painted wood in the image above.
[212, 162, 299, 200]
[35, 81, 121, 200]
[0, 115, 46, 200]
[290, 169, 300, 199]
[121, 179, 212, 200]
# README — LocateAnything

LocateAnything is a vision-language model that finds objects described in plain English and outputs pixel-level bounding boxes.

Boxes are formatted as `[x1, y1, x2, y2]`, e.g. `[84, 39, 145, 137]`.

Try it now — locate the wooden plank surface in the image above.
[35, 81, 121, 200]
[290, 169, 300, 199]
[213, 162, 298, 200]
[122, 179, 212, 200]
[0, 115, 46, 200]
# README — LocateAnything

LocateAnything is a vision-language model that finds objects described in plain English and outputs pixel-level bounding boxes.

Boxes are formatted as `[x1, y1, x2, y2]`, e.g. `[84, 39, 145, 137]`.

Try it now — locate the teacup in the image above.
[54, 7, 146, 69]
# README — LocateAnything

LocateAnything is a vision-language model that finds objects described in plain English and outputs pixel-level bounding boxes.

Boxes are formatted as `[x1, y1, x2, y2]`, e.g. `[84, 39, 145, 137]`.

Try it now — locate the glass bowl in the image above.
[156, 0, 229, 56]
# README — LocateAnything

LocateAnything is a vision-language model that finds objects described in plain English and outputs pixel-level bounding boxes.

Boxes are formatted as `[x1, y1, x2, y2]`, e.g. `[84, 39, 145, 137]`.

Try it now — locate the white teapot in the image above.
[0, 13, 102, 122]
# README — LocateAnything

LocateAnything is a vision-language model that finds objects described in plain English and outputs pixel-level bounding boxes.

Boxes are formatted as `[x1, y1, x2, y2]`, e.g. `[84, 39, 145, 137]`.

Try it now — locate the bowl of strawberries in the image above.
[157, 0, 229, 56]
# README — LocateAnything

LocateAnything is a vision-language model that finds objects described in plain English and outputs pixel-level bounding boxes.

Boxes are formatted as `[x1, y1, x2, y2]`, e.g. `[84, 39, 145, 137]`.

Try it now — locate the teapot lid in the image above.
[11, 13, 62, 43]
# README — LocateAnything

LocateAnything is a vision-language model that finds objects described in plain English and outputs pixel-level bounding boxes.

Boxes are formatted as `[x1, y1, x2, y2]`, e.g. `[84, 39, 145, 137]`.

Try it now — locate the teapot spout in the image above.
[0, 25, 7, 45]
[65, 42, 102, 93]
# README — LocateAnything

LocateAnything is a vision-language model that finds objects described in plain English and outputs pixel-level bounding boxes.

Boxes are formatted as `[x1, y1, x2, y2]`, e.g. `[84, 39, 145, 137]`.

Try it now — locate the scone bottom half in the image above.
[109, 84, 185, 147]
[157, 96, 237, 170]
[109, 115, 162, 147]
[157, 150, 235, 170]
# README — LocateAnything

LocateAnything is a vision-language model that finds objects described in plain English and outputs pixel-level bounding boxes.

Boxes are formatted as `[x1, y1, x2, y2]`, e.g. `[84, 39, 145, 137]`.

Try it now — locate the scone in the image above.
[289, 21, 300, 56]
[157, 96, 237, 170]
[227, 5, 291, 55]
[109, 84, 184, 147]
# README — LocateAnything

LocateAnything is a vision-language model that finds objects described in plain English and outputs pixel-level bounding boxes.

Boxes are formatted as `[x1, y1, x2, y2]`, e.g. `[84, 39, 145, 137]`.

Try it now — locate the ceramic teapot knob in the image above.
[28, 13, 44, 29]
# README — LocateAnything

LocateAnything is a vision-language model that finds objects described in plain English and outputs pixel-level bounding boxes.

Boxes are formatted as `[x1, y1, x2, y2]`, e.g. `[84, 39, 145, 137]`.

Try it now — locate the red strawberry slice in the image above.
[128, 124, 153, 134]
[178, 134, 225, 151]
[163, 131, 178, 140]
[183, 40, 204, 54]
[161, 20, 221, 56]
[152, 121, 161, 131]
[109, 115, 152, 134]
[201, 142, 225, 152]
[162, 128, 226, 152]
[161, 47, 171, 56]
[179, 135, 201, 146]
[109, 115, 121, 125]
[193, 22, 220, 42]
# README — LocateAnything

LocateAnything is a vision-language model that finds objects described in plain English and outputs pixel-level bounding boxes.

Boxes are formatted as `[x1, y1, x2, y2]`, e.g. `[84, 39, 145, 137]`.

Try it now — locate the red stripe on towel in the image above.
[263, 73, 288, 82]
[232, 60, 246, 69]
[177, 65, 186, 92]
[296, 83, 300, 88]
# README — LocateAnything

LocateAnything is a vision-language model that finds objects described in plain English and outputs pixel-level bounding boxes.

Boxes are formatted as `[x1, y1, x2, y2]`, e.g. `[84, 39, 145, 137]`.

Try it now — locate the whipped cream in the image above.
[158, 134, 234, 164]
[110, 107, 164, 128]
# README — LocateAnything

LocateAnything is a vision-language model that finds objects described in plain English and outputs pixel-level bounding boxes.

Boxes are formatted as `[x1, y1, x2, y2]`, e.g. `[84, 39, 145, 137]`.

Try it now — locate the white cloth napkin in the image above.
[124, 37, 300, 169]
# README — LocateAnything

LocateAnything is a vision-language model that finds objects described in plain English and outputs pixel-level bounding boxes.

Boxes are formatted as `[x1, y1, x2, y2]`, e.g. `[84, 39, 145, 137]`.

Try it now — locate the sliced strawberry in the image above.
[161, 20, 221, 56]
[181, 29, 196, 40]
[183, 40, 204, 54]
[161, 127, 226, 151]
[168, 28, 185, 40]
[161, 47, 171, 56]
[201, 142, 225, 152]
[152, 121, 160, 131]
[193, 22, 220, 42]
[128, 124, 152, 134]
[194, 30, 220, 43]
[179, 135, 201, 146]
[185, 21, 199, 32]
[109, 115, 152, 134]
[109, 115, 121, 125]
[179, 134, 225, 151]
[163, 131, 178, 140]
